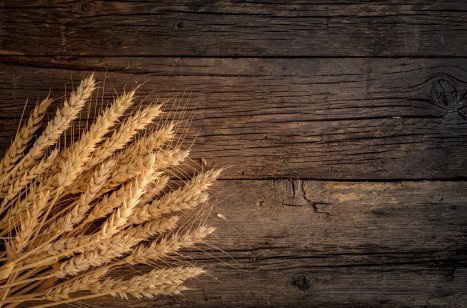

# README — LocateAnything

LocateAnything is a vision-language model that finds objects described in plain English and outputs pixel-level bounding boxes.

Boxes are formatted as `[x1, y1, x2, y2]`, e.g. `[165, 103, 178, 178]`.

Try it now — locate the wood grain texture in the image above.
[78, 179, 466, 307]
[1, 1, 466, 306]
[0, 1, 466, 57]
[0, 57, 466, 180]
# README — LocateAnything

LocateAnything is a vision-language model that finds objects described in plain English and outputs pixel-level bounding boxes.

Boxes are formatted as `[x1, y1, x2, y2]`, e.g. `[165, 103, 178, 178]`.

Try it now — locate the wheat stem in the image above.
[0, 274, 56, 290]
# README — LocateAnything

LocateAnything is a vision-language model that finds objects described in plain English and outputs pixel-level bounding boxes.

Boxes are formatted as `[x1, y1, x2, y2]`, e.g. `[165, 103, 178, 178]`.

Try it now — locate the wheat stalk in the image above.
[0, 75, 219, 307]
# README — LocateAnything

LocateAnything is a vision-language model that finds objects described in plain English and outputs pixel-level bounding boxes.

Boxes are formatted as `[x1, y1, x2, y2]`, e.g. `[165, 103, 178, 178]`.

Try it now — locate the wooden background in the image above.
[1, 1, 467, 307]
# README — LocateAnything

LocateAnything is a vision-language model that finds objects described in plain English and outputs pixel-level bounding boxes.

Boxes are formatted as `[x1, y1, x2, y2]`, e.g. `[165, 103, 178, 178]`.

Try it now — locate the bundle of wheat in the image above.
[0, 74, 220, 307]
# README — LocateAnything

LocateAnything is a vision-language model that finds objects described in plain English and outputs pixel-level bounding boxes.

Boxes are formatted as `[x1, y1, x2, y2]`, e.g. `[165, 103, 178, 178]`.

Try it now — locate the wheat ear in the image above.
[82, 172, 161, 227]
[0, 77, 95, 236]
[68, 123, 175, 195]
[98, 149, 188, 196]
[55, 90, 134, 189]
[0, 184, 42, 236]
[34, 155, 157, 272]
[13, 191, 50, 253]
[0, 149, 58, 209]
[85, 102, 162, 169]
[130, 169, 221, 225]
[0, 75, 95, 189]
[83, 215, 180, 257]
[117, 122, 176, 166]
[41, 284, 189, 308]
[42, 160, 115, 240]
[0, 76, 96, 234]
[37, 154, 155, 261]
[98, 153, 156, 240]
[123, 216, 180, 242]
[35, 215, 180, 266]
[45, 267, 110, 300]
[119, 226, 215, 266]
[43, 267, 202, 306]
[138, 175, 169, 206]
[0, 97, 52, 182]
[50, 217, 179, 277]
[96, 267, 204, 299]
[13, 154, 156, 273]
[57, 233, 140, 277]
[26, 88, 133, 247]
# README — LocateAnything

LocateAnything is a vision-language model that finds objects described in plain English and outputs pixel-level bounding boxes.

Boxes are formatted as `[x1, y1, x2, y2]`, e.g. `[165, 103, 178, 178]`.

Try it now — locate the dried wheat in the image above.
[0, 75, 218, 307]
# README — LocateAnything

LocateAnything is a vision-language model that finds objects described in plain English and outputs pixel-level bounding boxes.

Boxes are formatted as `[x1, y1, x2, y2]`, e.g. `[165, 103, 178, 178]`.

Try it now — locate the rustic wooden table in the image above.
[1, 1, 466, 307]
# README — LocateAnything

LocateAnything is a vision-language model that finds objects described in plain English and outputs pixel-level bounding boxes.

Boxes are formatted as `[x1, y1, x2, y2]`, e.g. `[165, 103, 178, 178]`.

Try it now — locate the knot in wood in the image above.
[291, 274, 311, 291]
[430, 79, 466, 121]
[80, 2, 92, 13]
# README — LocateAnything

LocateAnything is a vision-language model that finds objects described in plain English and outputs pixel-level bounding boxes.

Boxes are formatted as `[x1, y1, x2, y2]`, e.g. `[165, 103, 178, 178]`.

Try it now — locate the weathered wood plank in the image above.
[0, 1, 467, 57]
[78, 179, 467, 307]
[1, 57, 466, 180]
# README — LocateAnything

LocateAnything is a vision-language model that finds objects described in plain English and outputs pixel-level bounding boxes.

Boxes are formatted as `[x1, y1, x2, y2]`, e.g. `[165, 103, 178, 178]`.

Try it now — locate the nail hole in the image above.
[111, 38, 121, 48]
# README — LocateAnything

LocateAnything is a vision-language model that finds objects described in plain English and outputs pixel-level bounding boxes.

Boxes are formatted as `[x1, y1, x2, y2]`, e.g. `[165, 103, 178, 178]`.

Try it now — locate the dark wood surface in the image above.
[1, 1, 467, 57]
[1, 1, 466, 307]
